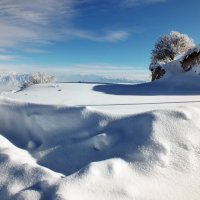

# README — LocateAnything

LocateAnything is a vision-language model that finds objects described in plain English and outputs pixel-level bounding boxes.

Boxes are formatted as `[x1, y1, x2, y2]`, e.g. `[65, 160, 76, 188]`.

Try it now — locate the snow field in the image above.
[1, 60, 200, 199]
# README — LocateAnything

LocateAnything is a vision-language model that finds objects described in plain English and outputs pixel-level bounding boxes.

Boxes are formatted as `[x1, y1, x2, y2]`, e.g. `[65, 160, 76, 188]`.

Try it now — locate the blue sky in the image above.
[0, 0, 200, 74]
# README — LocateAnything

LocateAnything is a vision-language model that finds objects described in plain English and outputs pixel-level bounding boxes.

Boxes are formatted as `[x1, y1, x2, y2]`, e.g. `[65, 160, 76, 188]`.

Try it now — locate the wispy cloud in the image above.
[0, 54, 16, 61]
[22, 48, 49, 54]
[64, 29, 131, 42]
[0, 0, 132, 53]
[0, 0, 76, 48]
[120, 0, 166, 7]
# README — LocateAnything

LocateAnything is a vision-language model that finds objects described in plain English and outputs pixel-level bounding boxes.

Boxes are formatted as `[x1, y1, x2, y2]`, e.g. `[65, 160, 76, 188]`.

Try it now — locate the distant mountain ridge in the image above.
[0, 72, 33, 93]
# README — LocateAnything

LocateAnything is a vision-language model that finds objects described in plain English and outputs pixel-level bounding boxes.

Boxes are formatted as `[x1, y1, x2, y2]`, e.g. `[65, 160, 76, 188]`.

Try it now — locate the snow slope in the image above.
[1, 62, 200, 199]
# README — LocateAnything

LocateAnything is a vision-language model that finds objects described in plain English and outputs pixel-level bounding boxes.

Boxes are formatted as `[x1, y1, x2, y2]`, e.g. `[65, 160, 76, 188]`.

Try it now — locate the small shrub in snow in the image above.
[21, 72, 55, 89]
[151, 31, 194, 63]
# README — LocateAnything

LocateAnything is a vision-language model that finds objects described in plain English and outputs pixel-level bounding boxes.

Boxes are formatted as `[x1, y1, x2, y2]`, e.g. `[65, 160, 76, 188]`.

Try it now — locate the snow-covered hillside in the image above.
[0, 72, 54, 94]
[1, 61, 200, 200]
[0, 72, 32, 93]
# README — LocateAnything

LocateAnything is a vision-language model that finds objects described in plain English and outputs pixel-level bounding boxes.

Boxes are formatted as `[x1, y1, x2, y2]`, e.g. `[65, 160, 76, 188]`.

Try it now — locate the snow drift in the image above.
[0, 97, 200, 199]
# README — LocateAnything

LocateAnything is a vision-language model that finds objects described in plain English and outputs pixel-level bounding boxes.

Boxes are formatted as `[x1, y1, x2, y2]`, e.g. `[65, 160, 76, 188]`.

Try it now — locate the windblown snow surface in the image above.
[1, 62, 200, 200]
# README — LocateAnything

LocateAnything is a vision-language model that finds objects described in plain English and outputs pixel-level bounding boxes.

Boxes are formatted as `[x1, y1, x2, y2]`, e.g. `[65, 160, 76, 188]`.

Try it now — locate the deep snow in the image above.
[1, 63, 200, 199]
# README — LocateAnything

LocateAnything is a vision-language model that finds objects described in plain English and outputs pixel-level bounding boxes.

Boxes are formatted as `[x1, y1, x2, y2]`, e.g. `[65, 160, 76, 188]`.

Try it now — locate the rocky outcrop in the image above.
[150, 66, 166, 81]
[180, 45, 200, 72]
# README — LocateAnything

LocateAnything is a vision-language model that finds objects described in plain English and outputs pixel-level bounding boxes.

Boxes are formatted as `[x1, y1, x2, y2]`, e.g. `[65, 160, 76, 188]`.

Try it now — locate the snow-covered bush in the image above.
[21, 72, 55, 89]
[151, 31, 194, 63]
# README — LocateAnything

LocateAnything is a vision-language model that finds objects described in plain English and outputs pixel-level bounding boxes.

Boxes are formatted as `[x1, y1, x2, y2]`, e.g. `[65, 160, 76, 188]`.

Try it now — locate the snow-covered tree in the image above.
[29, 72, 55, 85]
[151, 31, 194, 64]
[21, 72, 55, 89]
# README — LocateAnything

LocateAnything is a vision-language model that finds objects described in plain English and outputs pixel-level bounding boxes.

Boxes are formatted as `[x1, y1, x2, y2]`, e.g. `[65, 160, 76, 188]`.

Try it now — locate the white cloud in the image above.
[0, 0, 132, 54]
[120, 0, 166, 7]
[0, 54, 16, 61]
[64, 29, 131, 42]
[0, 0, 166, 54]
[0, 0, 76, 48]
[100, 31, 131, 42]
[0, 0, 75, 25]
[22, 48, 49, 54]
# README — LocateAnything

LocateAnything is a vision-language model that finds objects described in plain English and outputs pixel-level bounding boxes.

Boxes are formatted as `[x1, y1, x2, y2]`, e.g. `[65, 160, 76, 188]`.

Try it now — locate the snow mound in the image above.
[0, 98, 200, 199]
